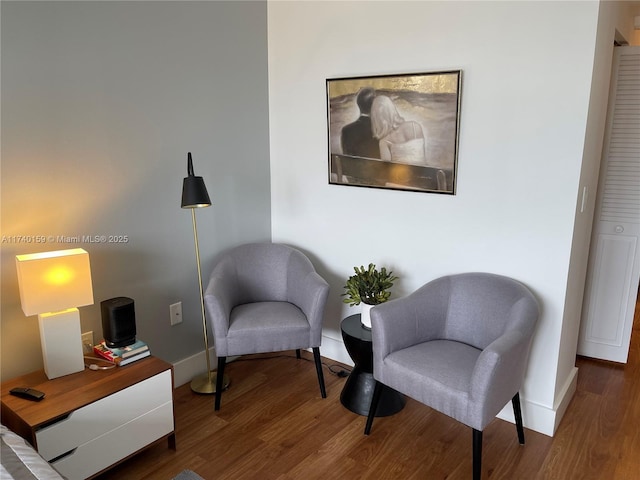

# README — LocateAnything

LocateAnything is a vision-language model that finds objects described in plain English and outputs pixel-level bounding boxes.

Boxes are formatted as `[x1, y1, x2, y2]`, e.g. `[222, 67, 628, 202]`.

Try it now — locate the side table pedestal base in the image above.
[340, 367, 405, 417]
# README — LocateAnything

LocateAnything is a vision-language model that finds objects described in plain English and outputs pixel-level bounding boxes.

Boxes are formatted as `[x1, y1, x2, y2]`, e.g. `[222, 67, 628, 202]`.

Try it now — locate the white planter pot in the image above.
[361, 303, 374, 329]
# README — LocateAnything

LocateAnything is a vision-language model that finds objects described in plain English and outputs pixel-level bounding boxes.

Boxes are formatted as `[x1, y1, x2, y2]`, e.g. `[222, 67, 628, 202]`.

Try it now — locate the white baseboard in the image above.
[172, 348, 216, 387]
[317, 333, 354, 367]
[171, 335, 578, 438]
[497, 366, 578, 437]
[171, 334, 351, 387]
[553, 366, 579, 432]
[170, 348, 240, 387]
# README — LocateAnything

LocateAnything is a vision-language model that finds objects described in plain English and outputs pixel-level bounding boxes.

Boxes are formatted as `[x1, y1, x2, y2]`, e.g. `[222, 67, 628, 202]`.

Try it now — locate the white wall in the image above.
[559, 0, 639, 407]
[553, 0, 640, 429]
[267, 0, 606, 436]
[1, 1, 271, 381]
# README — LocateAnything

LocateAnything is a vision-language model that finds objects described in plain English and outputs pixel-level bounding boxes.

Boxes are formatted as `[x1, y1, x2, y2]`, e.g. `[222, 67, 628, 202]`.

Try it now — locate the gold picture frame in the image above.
[327, 70, 462, 194]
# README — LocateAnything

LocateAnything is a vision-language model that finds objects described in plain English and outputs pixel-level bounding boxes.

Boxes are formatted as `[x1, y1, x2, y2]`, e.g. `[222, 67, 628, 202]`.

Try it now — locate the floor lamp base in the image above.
[190, 372, 231, 394]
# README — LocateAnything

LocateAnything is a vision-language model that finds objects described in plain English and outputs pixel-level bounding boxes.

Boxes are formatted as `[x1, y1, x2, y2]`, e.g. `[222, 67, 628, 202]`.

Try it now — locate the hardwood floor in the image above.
[96, 304, 640, 480]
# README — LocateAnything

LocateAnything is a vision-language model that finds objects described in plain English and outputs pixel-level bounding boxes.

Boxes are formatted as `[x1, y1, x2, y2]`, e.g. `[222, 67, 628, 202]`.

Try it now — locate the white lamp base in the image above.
[38, 308, 85, 379]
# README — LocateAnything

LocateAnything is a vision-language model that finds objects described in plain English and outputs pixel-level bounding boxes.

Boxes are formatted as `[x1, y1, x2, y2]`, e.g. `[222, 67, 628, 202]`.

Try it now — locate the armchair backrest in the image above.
[221, 243, 314, 305]
[441, 273, 538, 350]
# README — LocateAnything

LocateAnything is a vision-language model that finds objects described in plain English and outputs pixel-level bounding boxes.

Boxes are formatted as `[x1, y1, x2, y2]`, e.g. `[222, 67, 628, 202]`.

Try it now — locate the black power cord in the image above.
[326, 363, 350, 377]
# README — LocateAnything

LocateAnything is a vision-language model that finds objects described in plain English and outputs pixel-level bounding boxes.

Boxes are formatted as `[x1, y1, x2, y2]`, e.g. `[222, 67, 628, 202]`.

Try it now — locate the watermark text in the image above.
[2, 234, 130, 245]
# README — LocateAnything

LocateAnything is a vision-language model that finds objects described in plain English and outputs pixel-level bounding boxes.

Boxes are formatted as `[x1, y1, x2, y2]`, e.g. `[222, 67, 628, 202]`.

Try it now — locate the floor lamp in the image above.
[181, 152, 230, 394]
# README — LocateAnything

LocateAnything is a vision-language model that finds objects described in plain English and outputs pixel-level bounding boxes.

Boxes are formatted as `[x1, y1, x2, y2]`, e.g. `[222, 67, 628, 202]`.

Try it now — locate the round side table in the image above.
[340, 314, 406, 417]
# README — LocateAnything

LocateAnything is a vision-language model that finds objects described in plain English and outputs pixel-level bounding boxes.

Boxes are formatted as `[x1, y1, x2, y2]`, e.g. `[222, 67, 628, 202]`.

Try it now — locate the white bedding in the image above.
[1, 425, 64, 480]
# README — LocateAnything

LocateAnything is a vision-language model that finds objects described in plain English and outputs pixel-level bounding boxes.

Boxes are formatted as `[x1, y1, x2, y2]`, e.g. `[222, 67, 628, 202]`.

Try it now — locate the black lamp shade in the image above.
[181, 152, 211, 208]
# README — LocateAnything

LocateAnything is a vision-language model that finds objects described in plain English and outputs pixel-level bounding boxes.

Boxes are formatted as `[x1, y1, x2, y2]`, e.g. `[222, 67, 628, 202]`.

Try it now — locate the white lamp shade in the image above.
[16, 248, 94, 316]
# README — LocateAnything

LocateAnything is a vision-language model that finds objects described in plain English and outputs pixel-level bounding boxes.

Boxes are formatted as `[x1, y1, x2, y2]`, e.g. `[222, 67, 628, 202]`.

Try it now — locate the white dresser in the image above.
[1, 356, 175, 480]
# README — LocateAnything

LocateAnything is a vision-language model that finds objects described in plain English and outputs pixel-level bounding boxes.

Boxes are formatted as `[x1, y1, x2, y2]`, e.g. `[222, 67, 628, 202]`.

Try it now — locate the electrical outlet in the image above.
[81, 331, 94, 354]
[170, 302, 182, 326]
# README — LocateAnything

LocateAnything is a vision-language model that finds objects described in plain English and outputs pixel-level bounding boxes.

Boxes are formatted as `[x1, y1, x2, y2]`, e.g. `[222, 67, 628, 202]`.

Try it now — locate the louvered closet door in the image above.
[578, 46, 640, 363]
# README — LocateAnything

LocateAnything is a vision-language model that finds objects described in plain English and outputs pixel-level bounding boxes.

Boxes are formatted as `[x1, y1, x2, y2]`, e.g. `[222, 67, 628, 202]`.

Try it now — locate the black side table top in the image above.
[341, 313, 372, 341]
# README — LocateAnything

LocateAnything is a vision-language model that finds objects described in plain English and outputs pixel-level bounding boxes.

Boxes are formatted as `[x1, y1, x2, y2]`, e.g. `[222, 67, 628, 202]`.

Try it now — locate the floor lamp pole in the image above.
[189, 210, 229, 394]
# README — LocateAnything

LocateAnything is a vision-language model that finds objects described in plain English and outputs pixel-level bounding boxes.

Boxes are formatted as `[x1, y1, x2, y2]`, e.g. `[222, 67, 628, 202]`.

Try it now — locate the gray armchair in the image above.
[204, 243, 330, 411]
[364, 272, 539, 480]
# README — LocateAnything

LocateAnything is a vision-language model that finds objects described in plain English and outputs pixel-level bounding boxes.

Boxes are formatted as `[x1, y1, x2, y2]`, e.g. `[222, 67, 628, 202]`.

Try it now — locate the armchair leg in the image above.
[296, 349, 301, 359]
[364, 380, 383, 435]
[312, 347, 327, 398]
[214, 356, 226, 411]
[512, 392, 525, 444]
[473, 429, 482, 480]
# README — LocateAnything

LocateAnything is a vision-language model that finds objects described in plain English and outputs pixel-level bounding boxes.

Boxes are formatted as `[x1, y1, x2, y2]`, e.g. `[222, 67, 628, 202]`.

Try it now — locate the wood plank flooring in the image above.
[96, 303, 640, 480]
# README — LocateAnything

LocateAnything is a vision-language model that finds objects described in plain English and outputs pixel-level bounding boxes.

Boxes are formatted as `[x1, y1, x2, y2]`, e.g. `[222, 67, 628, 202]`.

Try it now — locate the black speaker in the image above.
[101, 297, 136, 348]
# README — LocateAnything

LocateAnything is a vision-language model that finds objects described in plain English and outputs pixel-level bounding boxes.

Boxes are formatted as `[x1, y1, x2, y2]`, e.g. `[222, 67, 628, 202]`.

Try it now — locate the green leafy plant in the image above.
[342, 263, 398, 307]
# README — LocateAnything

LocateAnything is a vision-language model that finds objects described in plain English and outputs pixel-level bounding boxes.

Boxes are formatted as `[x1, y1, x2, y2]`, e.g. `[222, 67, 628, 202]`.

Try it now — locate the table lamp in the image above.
[16, 248, 94, 379]
[181, 152, 229, 394]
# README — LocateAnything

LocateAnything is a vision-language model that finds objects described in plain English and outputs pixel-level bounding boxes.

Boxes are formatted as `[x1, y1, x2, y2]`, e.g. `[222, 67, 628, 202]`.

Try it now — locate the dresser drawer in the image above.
[51, 402, 174, 480]
[36, 370, 172, 461]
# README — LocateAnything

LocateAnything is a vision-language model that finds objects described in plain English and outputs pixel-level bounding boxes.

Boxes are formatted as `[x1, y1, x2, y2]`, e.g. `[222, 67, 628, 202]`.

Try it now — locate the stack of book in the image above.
[93, 339, 150, 366]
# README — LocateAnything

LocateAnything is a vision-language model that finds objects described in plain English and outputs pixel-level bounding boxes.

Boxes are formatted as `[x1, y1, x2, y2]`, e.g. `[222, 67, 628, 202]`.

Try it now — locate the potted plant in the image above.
[342, 263, 398, 329]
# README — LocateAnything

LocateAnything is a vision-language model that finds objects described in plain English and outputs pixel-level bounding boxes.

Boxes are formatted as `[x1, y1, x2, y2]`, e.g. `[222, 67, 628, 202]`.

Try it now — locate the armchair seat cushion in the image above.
[227, 301, 311, 356]
[383, 340, 481, 425]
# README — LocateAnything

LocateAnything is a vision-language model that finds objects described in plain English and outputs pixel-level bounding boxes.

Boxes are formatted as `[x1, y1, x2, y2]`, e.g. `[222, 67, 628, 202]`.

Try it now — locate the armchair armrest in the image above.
[286, 253, 329, 345]
[297, 271, 330, 343]
[371, 279, 451, 370]
[292, 272, 329, 321]
[204, 257, 241, 356]
[370, 296, 421, 361]
[468, 328, 534, 428]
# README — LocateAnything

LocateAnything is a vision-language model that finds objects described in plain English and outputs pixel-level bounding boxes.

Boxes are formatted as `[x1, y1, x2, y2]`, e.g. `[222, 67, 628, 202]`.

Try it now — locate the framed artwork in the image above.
[326, 70, 462, 194]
